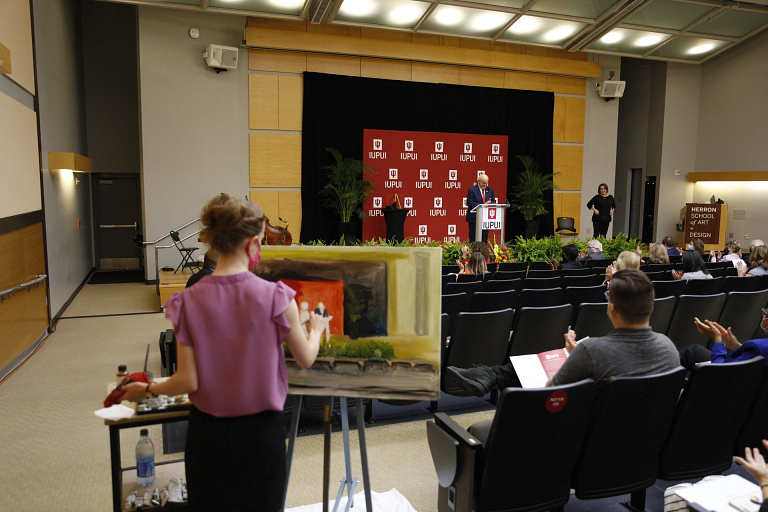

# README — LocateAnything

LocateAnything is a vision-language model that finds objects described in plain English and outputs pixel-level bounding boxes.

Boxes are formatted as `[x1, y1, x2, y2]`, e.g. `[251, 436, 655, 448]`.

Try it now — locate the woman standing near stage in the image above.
[123, 194, 323, 511]
[586, 183, 616, 238]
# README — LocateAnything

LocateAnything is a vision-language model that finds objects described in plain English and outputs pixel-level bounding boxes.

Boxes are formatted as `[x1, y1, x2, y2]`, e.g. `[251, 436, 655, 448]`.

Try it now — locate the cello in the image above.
[264, 217, 292, 246]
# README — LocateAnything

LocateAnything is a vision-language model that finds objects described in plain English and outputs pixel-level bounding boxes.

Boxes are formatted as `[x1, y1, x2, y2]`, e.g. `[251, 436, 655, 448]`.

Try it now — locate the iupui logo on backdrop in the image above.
[445, 224, 460, 242]
[368, 196, 384, 217]
[431, 197, 446, 216]
[463, 198, 468, 208]
[401, 140, 418, 160]
[489, 143, 503, 163]
[448, 225, 456, 235]
[369, 139, 386, 159]
[461, 143, 475, 162]
[416, 169, 431, 188]
[478, 170, 485, 179]
[446, 170, 461, 189]
[459, 197, 468, 216]
[432, 141, 447, 161]
[404, 197, 413, 208]
[415, 225, 430, 243]
[386, 168, 401, 189]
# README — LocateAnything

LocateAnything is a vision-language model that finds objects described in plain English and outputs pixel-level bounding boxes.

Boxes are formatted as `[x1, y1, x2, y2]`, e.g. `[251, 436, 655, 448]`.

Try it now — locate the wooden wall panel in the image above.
[553, 145, 584, 191]
[249, 191, 280, 224]
[553, 96, 566, 143]
[278, 190, 302, 240]
[560, 193, 582, 234]
[547, 76, 586, 95]
[306, 54, 361, 76]
[359, 28, 413, 42]
[0, 282, 47, 369]
[249, 74, 279, 130]
[459, 67, 504, 88]
[564, 97, 586, 143]
[249, 49, 306, 73]
[504, 71, 547, 91]
[411, 62, 460, 84]
[361, 58, 412, 81]
[0, 223, 44, 289]
[524, 46, 548, 57]
[249, 133, 302, 187]
[247, 17, 307, 32]
[278, 75, 303, 131]
[547, 48, 588, 61]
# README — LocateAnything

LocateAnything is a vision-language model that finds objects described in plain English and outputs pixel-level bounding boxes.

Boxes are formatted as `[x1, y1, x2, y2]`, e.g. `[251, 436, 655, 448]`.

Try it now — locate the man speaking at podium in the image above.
[466, 173, 495, 243]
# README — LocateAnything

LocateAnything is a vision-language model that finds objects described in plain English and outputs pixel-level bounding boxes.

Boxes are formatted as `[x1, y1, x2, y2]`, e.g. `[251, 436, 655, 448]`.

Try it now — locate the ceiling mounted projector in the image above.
[203, 44, 239, 73]
[596, 79, 626, 100]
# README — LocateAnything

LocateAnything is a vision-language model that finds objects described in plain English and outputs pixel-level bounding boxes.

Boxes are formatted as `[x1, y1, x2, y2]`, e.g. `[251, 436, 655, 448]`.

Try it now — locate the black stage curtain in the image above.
[300, 72, 554, 244]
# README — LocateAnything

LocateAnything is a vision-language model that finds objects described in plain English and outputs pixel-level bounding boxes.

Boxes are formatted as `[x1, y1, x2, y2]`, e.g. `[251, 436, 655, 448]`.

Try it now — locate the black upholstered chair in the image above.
[572, 367, 687, 511]
[685, 277, 723, 295]
[526, 269, 561, 279]
[441, 293, 469, 337]
[653, 279, 686, 299]
[644, 271, 672, 281]
[561, 268, 591, 277]
[170, 230, 198, 274]
[456, 273, 484, 283]
[572, 303, 614, 338]
[736, 368, 768, 458]
[666, 293, 726, 349]
[721, 276, 758, 293]
[523, 277, 562, 290]
[444, 281, 484, 298]
[428, 380, 596, 512]
[497, 261, 528, 272]
[718, 289, 768, 343]
[469, 290, 517, 313]
[648, 296, 676, 335]
[442, 265, 460, 275]
[528, 261, 555, 271]
[517, 288, 563, 309]
[509, 304, 572, 357]
[563, 274, 604, 288]
[484, 278, 522, 294]
[492, 270, 526, 281]
[659, 357, 765, 480]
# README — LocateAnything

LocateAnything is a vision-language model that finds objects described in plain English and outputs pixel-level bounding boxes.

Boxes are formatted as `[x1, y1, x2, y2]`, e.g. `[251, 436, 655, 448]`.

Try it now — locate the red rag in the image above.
[103, 371, 150, 408]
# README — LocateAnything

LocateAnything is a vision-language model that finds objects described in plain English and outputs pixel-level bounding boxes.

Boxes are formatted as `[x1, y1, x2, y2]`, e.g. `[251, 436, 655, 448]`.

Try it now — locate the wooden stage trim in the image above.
[158, 269, 194, 307]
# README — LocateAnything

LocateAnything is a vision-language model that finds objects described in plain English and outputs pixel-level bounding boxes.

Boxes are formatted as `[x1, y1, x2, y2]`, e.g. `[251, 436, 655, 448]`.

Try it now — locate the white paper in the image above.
[287, 488, 416, 512]
[510, 354, 550, 388]
[94, 404, 135, 421]
[675, 474, 759, 511]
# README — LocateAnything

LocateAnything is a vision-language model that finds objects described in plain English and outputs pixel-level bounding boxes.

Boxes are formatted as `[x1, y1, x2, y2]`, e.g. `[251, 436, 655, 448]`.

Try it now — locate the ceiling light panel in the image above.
[335, 0, 430, 27]
[623, 0, 713, 31]
[529, 0, 622, 20]
[146, 0, 202, 5]
[209, 0, 305, 15]
[650, 35, 730, 60]
[690, 9, 768, 38]
[420, 5, 514, 37]
[588, 27, 673, 54]
[499, 15, 587, 45]
[451, 0, 525, 9]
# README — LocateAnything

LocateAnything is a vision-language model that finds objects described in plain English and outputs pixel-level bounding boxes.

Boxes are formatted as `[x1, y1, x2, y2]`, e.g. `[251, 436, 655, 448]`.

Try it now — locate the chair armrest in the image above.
[434, 412, 483, 449]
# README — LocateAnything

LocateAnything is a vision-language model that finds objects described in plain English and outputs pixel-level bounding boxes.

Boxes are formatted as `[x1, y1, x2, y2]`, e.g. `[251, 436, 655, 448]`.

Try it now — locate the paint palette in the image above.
[136, 394, 191, 415]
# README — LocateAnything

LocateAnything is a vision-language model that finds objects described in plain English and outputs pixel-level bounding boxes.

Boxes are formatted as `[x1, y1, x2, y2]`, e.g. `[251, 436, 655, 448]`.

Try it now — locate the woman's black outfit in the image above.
[587, 194, 616, 238]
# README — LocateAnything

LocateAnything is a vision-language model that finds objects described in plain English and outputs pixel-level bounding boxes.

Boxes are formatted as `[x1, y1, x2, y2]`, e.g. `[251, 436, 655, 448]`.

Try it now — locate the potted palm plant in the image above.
[320, 147, 376, 245]
[509, 155, 559, 239]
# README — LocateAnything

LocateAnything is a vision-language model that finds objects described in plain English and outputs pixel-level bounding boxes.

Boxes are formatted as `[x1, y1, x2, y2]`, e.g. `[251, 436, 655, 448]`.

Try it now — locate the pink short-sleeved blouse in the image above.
[164, 272, 295, 417]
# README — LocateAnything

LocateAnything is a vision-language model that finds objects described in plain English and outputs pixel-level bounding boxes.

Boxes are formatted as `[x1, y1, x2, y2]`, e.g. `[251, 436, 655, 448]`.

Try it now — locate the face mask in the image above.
[687, 244, 693, 250]
[248, 238, 262, 271]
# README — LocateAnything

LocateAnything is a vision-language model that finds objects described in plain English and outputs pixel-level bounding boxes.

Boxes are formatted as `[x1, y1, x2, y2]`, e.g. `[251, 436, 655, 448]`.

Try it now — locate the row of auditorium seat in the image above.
[428, 357, 768, 512]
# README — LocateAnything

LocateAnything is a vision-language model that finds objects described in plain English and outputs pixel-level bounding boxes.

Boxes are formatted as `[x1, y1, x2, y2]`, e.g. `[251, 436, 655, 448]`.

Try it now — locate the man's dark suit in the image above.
[466, 184, 495, 243]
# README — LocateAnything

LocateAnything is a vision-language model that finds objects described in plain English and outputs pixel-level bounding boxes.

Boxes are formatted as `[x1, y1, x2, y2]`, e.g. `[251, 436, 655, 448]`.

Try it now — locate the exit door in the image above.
[93, 174, 141, 270]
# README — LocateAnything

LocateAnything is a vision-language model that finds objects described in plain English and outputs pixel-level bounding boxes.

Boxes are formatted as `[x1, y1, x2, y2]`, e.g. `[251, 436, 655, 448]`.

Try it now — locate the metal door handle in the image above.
[99, 222, 137, 230]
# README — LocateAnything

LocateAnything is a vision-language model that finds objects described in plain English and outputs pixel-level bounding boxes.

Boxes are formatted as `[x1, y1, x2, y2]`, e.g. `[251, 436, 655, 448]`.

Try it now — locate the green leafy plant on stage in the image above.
[509, 235, 565, 262]
[509, 155, 559, 237]
[319, 147, 376, 223]
[440, 240, 465, 265]
[595, 233, 645, 259]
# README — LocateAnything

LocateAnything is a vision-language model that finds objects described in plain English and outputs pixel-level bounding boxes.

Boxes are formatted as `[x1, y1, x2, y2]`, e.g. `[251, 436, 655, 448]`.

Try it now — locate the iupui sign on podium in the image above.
[481, 203, 503, 231]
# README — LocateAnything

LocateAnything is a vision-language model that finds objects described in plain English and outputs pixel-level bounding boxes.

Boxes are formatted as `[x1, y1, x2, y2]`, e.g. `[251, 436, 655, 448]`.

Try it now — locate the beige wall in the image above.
[0, 92, 41, 218]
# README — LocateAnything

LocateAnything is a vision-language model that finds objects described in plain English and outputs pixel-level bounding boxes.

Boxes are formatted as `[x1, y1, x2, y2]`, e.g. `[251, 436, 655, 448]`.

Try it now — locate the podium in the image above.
[471, 203, 510, 243]
[676, 203, 728, 251]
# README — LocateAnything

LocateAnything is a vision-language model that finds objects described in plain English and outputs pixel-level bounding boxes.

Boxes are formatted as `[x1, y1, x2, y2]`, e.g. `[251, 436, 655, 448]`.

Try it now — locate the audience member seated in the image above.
[185, 249, 217, 288]
[604, 251, 641, 285]
[678, 315, 768, 368]
[446, 270, 680, 397]
[547, 243, 583, 270]
[662, 236, 682, 256]
[739, 245, 768, 277]
[456, 251, 488, 276]
[639, 242, 670, 265]
[690, 238, 706, 257]
[459, 241, 493, 266]
[579, 239, 606, 261]
[746, 239, 765, 266]
[734, 440, 768, 512]
[672, 251, 713, 281]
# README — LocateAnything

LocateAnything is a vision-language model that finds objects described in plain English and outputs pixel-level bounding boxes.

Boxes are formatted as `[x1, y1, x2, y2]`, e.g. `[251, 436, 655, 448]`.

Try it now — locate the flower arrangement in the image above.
[492, 243, 515, 263]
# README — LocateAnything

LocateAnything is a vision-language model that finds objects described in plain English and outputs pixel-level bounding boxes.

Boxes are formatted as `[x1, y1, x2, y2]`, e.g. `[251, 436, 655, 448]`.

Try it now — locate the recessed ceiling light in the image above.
[689, 43, 715, 54]
[544, 25, 576, 42]
[390, 5, 422, 24]
[635, 35, 662, 47]
[600, 31, 622, 44]
[472, 12, 508, 31]
[339, 0, 375, 17]
[268, 0, 304, 8]
[508, 16, 539, 34]
[435, 8, 463, 26]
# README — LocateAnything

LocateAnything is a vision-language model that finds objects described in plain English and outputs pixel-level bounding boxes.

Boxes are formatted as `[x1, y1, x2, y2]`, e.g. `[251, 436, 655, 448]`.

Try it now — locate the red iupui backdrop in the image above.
[362, 129, 508, 244]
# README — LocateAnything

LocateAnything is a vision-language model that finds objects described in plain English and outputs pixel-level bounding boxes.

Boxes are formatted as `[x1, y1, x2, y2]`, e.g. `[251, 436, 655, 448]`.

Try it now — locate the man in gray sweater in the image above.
[447, 269, 680, 395]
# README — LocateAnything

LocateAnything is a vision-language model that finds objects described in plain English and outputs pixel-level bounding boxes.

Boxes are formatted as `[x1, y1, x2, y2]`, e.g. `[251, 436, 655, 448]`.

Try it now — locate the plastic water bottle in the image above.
[136, 429, 156, 486]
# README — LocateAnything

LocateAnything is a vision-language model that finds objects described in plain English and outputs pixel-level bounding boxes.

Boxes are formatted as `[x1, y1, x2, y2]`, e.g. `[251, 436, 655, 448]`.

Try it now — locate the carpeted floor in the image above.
[61, 282, 160, 318]
[88, 271, 146, 285]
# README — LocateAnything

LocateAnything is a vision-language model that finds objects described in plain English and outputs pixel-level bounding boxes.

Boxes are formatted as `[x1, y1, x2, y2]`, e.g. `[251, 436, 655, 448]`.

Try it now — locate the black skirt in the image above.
[185, 405, 286, 512]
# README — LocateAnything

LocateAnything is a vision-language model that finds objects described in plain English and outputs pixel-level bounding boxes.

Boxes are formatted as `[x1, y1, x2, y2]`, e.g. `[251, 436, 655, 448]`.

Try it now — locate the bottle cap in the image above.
[140, 429, 148, 436]
[118, 365, 127, 372]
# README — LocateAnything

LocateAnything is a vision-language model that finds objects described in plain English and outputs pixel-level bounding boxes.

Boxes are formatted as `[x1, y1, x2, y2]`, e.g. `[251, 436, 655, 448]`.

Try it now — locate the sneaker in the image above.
[446, 366, 497, 397]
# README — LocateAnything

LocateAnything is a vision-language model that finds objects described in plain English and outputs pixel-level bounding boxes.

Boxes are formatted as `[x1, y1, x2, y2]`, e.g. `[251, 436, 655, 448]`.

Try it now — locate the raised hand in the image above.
[694, 317, 721, 341]
[564, 329, 578, 353]
[711, 321, 741, 350]
[672, 270, 683, 280]
[734, 441, 768, 491]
